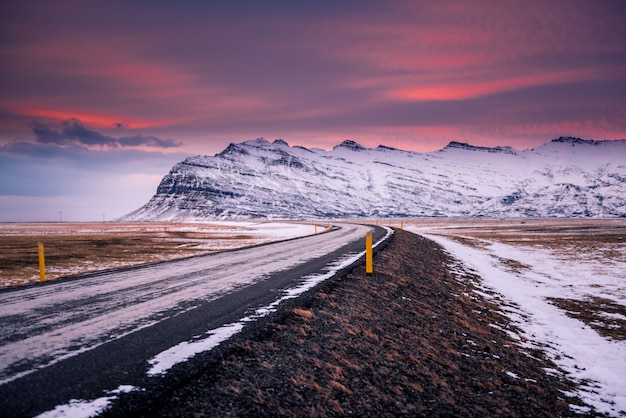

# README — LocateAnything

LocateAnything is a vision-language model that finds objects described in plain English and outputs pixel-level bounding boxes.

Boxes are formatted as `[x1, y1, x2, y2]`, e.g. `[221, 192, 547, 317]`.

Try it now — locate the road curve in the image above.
[0, 223, 390, 417]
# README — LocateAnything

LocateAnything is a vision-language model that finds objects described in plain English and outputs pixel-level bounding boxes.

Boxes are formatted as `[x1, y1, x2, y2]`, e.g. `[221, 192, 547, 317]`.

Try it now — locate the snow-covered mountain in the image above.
[121, 137, 626, 220]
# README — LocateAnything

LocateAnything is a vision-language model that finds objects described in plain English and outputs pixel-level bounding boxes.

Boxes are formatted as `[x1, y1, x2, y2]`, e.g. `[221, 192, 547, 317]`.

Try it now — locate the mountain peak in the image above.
[443, 141, 516, 155]
[333, 140, 366, 151]
[217, 142, 248, 157]
[551, 136, 599, 146]
[242, 137, 270, 147]
[376, 145, 400, 151]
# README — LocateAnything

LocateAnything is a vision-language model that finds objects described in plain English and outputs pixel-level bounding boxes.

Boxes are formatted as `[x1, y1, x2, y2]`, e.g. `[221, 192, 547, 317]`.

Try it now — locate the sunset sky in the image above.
[1, 0, 625, 221]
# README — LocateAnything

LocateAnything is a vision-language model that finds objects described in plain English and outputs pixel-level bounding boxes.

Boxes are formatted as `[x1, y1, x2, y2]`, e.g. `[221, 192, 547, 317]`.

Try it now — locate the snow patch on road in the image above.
[147, 323, 245, 376]
[35, 385, 137, 418]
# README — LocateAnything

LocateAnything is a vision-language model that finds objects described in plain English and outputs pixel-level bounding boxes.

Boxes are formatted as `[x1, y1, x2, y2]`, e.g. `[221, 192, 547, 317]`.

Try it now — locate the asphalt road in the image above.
[0, 223, 390, 417]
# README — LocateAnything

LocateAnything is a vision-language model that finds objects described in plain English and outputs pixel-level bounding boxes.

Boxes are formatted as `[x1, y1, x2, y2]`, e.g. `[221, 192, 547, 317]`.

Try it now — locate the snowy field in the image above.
[0, 221, 321, 287]
[405, 219, 626, 417]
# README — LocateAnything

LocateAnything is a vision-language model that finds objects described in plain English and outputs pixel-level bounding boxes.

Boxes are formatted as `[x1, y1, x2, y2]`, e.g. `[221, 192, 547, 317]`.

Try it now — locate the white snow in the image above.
[407, 221, 626, 416]
[123, 137, 626, 221]
[147, 322, 245, 376]
[35, 385, 136, 418]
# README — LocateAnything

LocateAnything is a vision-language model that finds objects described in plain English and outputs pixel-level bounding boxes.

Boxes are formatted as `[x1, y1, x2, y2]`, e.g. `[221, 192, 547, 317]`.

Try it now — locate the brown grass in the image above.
[407, 219, 626, 264]
[0, 222, 264, 288]
[548, 297, 626, 341]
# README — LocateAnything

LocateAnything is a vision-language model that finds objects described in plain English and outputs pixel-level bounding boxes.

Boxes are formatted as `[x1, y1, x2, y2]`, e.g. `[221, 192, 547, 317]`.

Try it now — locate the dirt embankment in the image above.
[108, 229, 594, 417]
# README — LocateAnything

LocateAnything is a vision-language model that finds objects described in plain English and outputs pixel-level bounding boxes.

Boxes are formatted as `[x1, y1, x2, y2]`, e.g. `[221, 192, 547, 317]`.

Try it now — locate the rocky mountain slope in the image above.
[121, 137, 626, 220]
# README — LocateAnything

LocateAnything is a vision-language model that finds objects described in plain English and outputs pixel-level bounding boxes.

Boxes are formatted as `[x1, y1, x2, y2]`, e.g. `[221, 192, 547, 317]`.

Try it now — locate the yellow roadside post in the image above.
[38, 242, 46, 282]
[365, 232, 373, 276]
[314, 224, 318, 234]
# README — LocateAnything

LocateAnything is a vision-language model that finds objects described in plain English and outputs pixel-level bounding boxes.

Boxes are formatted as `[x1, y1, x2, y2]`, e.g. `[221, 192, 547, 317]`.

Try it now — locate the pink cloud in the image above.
[13, 107, 183, 130]
[388, 69, 598, 101]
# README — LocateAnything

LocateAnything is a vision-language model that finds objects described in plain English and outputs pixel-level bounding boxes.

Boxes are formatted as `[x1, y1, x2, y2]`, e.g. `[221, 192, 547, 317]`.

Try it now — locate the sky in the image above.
[1, 0, 625, 221]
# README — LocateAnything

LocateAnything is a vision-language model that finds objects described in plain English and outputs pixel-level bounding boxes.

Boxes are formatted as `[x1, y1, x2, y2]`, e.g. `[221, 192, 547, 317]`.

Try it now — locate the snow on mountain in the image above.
[121, 137, 626, 221]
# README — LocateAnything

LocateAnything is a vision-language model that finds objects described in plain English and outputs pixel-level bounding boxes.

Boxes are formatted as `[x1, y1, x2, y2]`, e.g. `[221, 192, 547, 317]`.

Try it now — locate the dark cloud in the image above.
[118, 134, 180, 148]
[32, 118, 180, 148]
[32, 122, 67, 145]
[61, 118, 114, 146]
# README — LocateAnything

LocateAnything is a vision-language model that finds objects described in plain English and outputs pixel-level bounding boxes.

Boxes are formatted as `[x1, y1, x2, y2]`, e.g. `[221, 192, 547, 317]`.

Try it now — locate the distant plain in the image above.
[0, 221, 317, 288]
[3, 218, 623, 290]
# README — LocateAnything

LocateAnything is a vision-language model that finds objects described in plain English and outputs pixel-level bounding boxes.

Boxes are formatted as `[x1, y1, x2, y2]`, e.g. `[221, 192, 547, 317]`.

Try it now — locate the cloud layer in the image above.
[32, 118, 180, 149]
[1, 0, 625, 153]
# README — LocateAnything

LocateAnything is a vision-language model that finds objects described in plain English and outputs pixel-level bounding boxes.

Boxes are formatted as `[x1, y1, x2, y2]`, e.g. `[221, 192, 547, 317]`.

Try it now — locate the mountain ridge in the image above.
[121, 137, 626, 220]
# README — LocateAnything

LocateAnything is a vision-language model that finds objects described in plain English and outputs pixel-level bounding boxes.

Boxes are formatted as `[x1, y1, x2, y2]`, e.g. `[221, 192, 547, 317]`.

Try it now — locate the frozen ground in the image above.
[406, 219, 626, 417]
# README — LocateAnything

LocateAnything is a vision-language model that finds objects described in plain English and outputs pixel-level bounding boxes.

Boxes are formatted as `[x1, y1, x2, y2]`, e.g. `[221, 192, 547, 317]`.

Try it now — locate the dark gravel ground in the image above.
[105, 229, 601, 417]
